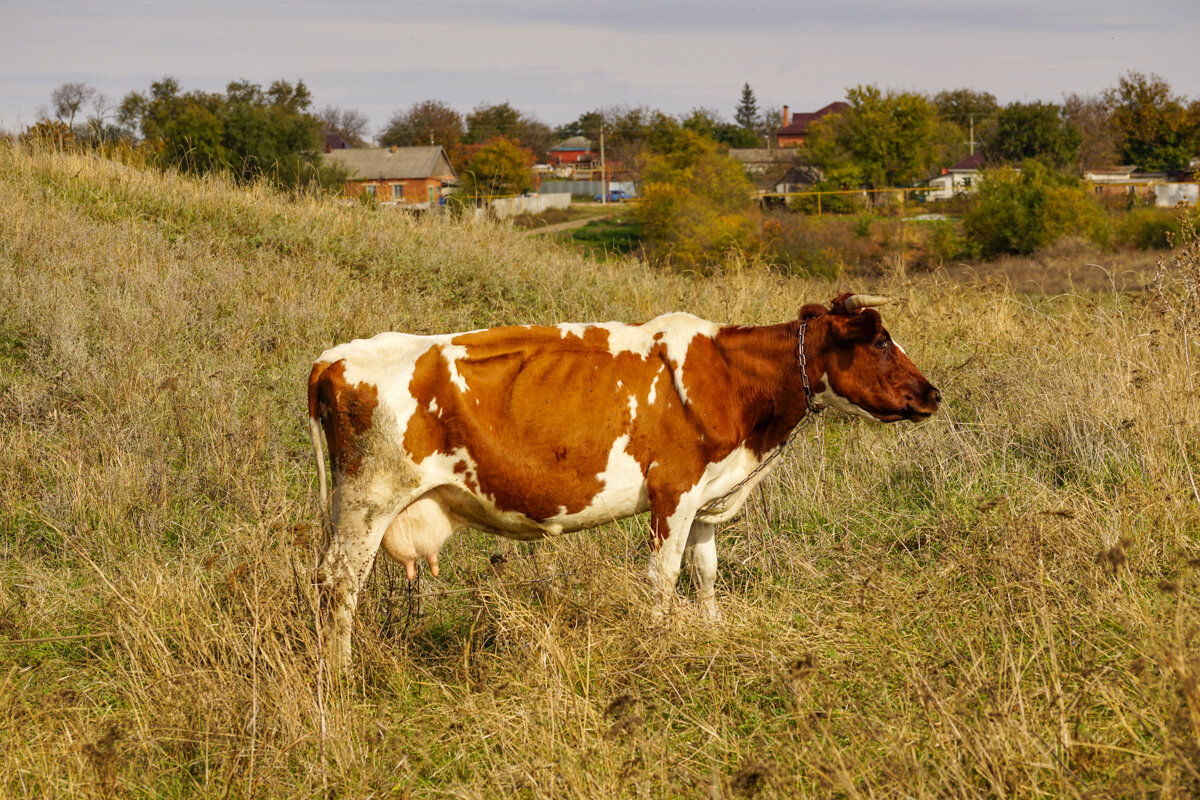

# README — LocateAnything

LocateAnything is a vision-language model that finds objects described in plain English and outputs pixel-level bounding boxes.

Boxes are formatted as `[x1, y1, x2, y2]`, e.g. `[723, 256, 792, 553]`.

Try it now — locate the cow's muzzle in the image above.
[904, 384, 941, 421]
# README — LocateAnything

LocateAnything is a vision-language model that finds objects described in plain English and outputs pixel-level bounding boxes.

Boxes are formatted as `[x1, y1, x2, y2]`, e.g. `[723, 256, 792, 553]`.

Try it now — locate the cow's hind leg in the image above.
[683, 521, 721, 620]
[318, 493, 408, 672]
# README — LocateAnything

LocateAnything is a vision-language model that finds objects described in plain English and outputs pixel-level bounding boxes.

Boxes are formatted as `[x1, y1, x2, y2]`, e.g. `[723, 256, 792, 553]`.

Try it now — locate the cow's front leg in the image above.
[647, 487, 700, 613]
[683, 521, 721, 620]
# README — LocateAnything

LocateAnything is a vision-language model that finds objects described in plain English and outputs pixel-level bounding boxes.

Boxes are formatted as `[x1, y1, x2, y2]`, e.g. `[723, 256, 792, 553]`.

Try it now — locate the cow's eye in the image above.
[875, 336, 891, 350]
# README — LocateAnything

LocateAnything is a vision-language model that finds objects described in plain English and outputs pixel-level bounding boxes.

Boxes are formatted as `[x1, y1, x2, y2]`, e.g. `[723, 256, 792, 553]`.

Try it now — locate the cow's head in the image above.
[799, 292, 940, 422]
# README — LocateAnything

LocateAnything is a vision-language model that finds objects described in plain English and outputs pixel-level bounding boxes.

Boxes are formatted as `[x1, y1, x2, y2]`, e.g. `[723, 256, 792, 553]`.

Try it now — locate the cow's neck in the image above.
[714, 322, 812, 456]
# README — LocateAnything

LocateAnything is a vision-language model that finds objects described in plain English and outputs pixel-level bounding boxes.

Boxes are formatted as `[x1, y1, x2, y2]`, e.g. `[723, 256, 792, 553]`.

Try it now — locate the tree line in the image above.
[20, 71, 1199, 193]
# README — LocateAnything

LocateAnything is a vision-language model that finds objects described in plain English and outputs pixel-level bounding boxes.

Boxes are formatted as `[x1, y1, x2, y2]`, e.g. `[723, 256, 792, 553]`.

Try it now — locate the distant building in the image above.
[548, 136, 595, 165]
[1083, 165, 1197, 207]
[322, 145, 456, 205]
[774, 102, 850, 147]
[925, 152, 984, 200]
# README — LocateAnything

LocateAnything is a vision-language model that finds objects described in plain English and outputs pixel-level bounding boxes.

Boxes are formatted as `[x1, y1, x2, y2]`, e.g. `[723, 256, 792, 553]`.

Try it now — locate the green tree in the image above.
[987, 101, 1081, 170]
[805, 86, 948, 188]
[465, 102, 554, 161]
[1104, 71, 1197, 172]
[962, 161, 1108, 257]
[554, 110, 605, 145]
[680, 108, 761, 148]
[119, 77, 335, 188]
[932, 88, 999, 162]
[120, 78, 228, 173]
[381, 100, 466, 165]
[460, 136, 534, 198]
[933, 88, 999, 123]
[634, 130, 757, 269]
[734, 83, 760, 130]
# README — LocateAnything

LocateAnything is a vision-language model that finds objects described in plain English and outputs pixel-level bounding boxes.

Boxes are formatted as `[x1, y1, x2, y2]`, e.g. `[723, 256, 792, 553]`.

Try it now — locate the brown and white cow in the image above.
[308, 293, 939, 668]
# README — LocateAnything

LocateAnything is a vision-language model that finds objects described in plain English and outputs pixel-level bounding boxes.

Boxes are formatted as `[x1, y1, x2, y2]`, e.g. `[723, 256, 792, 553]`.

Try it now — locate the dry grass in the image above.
[2, 142, 1199, 798]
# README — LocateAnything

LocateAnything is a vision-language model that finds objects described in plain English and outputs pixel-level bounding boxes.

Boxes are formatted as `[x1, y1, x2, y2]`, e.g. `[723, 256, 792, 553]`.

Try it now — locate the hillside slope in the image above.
[1, 144, 1198, 798]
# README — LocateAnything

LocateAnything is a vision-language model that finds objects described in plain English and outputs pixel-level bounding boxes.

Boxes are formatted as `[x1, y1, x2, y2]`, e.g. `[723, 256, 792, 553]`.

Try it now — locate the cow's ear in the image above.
[799, 303, 826, 322]
[831, 308, 881, 343]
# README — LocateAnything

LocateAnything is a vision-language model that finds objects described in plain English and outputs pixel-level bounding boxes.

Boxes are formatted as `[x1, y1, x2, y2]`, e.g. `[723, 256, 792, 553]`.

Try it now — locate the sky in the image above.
[3, 0, 1198, 137]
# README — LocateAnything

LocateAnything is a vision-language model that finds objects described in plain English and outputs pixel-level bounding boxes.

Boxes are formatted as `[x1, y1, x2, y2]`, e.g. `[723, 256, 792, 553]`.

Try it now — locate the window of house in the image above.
[392, 182, 405, 200]
[363, 184, 376, 197]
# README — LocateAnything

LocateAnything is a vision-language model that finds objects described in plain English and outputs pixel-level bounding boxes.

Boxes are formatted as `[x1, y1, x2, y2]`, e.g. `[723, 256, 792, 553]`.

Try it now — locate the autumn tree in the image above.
[381, 100, 466, 166]
[987, 101, 1081, 170]
[1104, 71, 1197, 172]
[635, 130, 758, 269]
[1062, 93, 1117, 170]
[459, 136, 534, 198]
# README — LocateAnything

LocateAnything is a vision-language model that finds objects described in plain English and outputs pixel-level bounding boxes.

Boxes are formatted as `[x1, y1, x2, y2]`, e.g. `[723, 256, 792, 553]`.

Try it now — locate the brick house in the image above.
[322, 145, 456, 205]
[548, 136, 595, 165]
[774, 102, 850, 147]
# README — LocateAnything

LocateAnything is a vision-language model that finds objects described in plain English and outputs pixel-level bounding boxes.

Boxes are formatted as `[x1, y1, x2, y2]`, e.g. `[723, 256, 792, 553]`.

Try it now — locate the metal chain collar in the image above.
[698, 321, 822, 515]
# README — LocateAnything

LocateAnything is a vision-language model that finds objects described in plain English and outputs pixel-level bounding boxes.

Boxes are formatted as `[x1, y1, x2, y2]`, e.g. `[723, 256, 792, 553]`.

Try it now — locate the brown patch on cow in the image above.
[309, 360, 379, 478]
[404, 347, 458, 463]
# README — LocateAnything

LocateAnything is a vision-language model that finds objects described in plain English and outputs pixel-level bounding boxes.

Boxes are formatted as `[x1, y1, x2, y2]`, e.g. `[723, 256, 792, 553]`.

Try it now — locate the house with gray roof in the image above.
[323, 145, 456, 205]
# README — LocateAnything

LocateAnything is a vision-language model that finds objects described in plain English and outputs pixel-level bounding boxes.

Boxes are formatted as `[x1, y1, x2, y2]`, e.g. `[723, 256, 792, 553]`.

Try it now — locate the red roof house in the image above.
[774, 102, 850, 147]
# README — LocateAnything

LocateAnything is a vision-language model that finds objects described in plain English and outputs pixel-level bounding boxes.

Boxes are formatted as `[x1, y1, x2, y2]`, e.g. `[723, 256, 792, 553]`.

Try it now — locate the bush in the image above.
[962, 161, 1109, 258]
[1116, 207, 1183, 250]
[634, 131, 758, 270]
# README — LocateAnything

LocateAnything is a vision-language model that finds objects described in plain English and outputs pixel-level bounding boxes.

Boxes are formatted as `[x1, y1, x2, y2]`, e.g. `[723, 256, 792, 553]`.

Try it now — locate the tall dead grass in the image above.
[1, 142, 1199, 798]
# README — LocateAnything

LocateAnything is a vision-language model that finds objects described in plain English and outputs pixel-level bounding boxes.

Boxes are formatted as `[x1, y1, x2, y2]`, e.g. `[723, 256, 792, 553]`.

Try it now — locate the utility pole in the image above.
[969, 114, 975, 156]
[600, 124, 607, 206]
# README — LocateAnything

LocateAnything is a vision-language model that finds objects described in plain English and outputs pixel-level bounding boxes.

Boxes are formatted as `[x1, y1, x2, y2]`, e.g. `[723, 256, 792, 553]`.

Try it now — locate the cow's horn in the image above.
[844, 294, 892, 311]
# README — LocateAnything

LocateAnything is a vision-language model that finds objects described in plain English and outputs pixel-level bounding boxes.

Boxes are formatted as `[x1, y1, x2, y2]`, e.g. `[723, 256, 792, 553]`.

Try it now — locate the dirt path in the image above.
[521, 213, 612, 236]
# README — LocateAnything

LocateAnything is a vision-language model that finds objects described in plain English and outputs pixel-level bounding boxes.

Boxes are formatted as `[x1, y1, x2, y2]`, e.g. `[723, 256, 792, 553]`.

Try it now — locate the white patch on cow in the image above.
[557, 322, 590, 339]
[627, 393, 638, 421]
[892, 338, 908, 356]
[695, 446, 779, 524]
[428, 397, 439, 415]
[813, 371, 878, 421]
[551, 434, 648, 530]
[441, 344, 471, 394]
[647, 366, 661, 405]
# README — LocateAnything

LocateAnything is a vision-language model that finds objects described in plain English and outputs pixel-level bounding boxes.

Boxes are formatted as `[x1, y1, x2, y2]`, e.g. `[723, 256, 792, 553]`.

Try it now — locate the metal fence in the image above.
[539, 180, 638, 198]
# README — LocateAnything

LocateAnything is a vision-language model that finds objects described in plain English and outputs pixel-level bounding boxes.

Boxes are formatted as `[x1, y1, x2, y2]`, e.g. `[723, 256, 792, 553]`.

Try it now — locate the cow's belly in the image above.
[432, 481, 649, 539]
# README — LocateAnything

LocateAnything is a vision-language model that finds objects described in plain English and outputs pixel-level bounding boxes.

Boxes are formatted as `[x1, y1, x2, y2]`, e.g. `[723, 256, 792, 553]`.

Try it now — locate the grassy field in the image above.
[2, 143, 1199, 798]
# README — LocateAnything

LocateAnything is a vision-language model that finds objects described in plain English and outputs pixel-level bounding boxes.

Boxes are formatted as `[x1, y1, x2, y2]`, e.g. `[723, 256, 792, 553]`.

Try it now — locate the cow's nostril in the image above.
[929, 388, 942, 405]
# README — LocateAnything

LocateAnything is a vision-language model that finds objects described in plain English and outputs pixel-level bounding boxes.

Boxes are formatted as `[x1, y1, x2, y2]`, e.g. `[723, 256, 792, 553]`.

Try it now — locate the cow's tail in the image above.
[307, 362, 331, 517]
